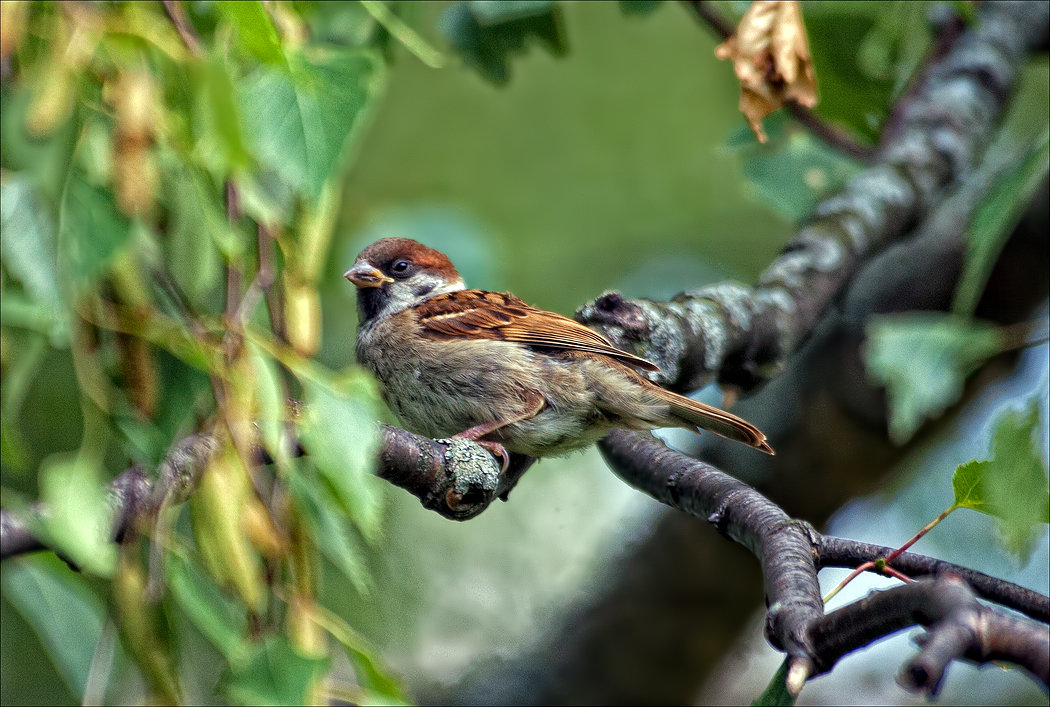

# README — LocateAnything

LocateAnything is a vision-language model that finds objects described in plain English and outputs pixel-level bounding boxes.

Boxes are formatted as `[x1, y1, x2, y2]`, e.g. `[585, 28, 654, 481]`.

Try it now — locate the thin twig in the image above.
[257, 223, 287, 343]
[783, 101, 875, 161]
[162, 0, 203, 58]
[688, 0, 875, 161]
[689, 0, 733, 40]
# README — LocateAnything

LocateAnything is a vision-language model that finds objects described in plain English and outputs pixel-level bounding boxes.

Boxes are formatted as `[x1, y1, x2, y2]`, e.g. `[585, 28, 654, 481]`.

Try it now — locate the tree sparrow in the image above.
[346, 238, 773, 469]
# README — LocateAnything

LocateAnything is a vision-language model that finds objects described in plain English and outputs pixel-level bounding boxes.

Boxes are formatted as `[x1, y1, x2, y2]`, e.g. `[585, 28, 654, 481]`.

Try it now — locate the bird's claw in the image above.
[474, 440, 510, 473]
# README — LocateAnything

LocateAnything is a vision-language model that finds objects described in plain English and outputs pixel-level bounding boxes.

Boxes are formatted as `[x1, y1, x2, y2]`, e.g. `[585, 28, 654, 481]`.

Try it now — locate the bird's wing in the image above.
[415, 290, 660, 372]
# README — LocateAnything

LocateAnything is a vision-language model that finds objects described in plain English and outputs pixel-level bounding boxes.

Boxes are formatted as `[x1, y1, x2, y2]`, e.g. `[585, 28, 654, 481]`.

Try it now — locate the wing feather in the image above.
[416, 290, 659, 372]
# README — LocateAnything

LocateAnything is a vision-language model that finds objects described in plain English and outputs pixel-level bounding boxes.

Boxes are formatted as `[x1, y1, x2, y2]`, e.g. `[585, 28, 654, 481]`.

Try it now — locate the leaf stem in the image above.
[360, 0, 446, 68]
[884, 506, 954, 564]
[823, 561, 875, 604]
[823, 507, 954, 602]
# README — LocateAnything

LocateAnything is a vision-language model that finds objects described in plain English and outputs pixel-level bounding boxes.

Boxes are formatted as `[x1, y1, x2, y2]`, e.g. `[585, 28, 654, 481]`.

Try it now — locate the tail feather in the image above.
[657, 387, 774, 455]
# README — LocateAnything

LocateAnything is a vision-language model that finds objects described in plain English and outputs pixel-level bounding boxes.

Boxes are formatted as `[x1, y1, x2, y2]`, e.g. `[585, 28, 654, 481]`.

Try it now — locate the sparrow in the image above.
[345, 238, 773, 469]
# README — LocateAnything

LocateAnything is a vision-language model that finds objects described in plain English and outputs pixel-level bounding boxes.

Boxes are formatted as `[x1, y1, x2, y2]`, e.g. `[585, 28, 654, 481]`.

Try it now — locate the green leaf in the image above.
[221, 635, 328, 706]
[951, 401, 1050, 562]
[0, 87, 77, 200]
[296, 368, 385, 541]
[59, 179, 132, 288]
[287, 470, 373, 596]
[0, 332, 47, 472]
[724, 113, 862, 221]
[953, 130, 1050, 315]
[249, 343, 286, 460]
[0, 178, 64, 333]
[234, 171, 297, 228]
[313, 604, 408, 704]
[951, 460, 990, 513]
[470, 0, 560, 23]
[0, 290, 58, 336]
[217, 1, 286, 66]
[438, 1, 567, 84]
[1, 556, 108, 699]
[191, 57, 254, 177]
[239, 51, 381, 201]
[360, 0, 447, 69]
[802, 5, 901, 143]
[864, 313, 1007, 444]
[752, 658, 796, 706]
[166, 552, 250, 664]
[39, 455, 117, 577]
[165, 165, 225, 300]
[2, 415, 30, 471]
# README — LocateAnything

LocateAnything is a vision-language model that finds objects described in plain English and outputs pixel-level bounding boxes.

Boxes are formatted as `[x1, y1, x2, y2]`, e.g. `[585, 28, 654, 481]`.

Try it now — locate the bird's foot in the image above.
[451, 433, 510, 473]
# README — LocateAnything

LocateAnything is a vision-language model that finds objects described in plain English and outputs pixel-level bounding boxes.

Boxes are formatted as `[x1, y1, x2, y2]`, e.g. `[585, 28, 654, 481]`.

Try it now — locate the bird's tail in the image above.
[657, 387, 774, 455]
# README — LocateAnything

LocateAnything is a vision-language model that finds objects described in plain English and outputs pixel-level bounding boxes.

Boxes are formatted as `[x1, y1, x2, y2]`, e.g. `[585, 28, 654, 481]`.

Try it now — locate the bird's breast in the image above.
[356, 314, 549, 439]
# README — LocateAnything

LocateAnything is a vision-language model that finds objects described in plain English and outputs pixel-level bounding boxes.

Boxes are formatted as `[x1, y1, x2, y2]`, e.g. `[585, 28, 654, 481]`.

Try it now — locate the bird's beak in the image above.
[344, 262, 393, 288]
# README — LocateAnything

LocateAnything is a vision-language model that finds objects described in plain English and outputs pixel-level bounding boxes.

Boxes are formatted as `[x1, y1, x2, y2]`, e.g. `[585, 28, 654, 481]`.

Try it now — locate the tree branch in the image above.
[1, 434, 215, 560]
[4, 417, 1047, 697]
[817, 535, 1050, 624]
[0, 426, 522, 560]
[375, 425, 535, 520]
[808, 574, 1050, 692]
[598, 430, 1050, 694]
[161, 0, 202, 58]
[579, 0, 1049, 394]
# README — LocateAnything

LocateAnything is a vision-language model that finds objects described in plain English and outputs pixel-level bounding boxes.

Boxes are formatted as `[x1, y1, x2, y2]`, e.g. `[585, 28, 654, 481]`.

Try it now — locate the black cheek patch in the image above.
[412, 283, 435, 298]
[357, 288, 389, 322]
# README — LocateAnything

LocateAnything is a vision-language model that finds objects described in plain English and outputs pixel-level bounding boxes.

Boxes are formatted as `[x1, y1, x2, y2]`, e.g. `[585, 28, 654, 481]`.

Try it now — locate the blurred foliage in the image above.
[864, 314, 1010, 445]
[0, 1, 1046, 705]
[439, 0, 567, 83]
[954, 129, 1050, 316]
[1, 0, 395, 703]
[753, 658, 795, 707]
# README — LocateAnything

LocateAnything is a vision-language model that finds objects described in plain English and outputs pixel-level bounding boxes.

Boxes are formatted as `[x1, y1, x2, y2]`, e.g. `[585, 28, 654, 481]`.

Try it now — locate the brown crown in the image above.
[355, 238, 461, 281]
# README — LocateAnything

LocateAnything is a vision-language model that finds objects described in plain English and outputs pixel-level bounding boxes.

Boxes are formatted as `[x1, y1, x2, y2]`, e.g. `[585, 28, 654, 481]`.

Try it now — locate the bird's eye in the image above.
[390, 259, 411, 276]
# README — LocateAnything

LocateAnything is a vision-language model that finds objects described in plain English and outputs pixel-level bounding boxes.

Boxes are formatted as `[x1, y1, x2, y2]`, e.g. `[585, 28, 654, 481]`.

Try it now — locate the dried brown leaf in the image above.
[715, 0, 818, 143]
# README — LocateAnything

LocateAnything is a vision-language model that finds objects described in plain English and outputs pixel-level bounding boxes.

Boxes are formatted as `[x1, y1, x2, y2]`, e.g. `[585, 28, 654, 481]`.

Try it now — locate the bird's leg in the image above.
[452, 392, 545, 472]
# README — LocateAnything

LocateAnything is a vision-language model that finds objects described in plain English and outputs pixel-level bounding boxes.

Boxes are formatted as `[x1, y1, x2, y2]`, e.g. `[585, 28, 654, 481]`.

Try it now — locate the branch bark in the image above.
[6, 426, 1046, 697]
[578, 0, 1049, 394]
[809, 575, 1050, 692]
[600, 430, 1050, 694]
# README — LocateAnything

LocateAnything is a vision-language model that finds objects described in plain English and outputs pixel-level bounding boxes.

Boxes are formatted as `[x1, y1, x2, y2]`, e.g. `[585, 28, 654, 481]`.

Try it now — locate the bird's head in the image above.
[345, 238, 465, 322]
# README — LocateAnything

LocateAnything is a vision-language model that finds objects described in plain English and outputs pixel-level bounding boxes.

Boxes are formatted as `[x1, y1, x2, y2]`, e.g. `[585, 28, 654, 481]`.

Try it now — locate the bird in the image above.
[345, 238, 773, 470]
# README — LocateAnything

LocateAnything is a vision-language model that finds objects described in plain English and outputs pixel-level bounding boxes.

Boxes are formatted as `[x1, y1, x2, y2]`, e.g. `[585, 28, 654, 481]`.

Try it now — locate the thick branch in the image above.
[599, 430, 1050, 694]
[598, 430, 823, 670]
[579, 0, 1049, 394]
[809, 575, 1050, 692]
[376, 425, 534, 520]
[0, 427, 521, 559]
